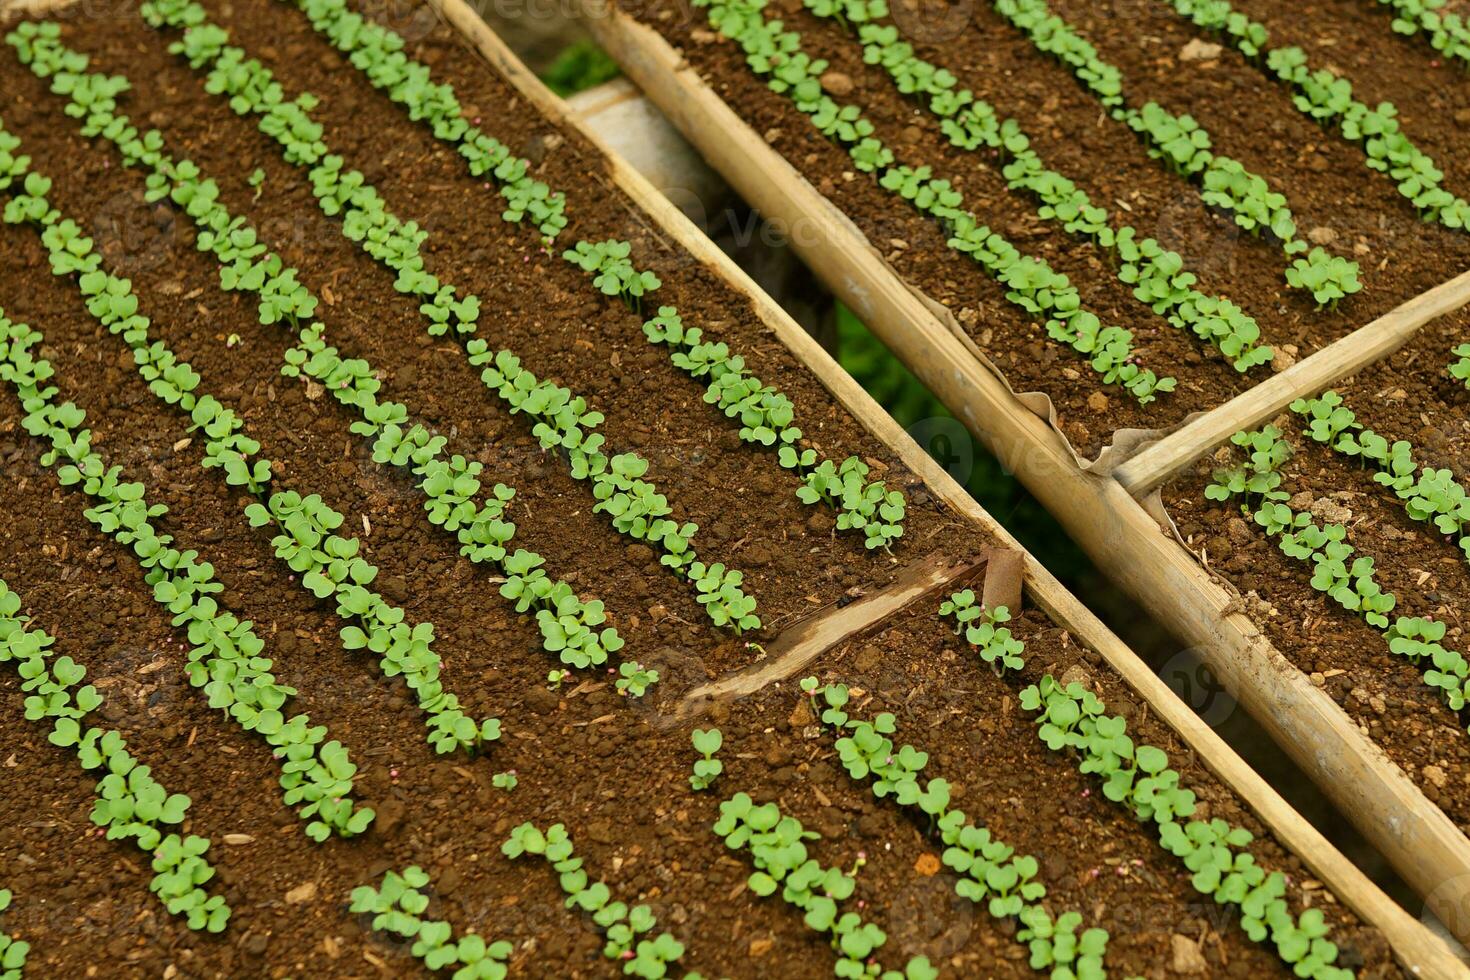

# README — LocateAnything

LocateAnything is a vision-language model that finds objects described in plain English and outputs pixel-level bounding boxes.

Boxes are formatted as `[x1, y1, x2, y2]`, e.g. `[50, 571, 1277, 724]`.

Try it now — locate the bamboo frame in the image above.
[578, 4, 1470, 972]
[1116, 267, 1470, 496]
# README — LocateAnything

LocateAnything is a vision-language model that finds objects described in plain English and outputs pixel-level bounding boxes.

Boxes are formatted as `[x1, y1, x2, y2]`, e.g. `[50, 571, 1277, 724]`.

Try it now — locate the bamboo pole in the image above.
[574, 5, 1470, 971]
[1115, 267, 1470, 497]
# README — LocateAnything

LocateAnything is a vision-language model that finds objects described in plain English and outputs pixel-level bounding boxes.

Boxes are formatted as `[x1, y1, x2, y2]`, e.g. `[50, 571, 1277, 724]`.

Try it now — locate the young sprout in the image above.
[689, 727, 724, 791]
[615, 662, 658, 698]
[1452, 343, 1470, 390]
[0, 889, 27, 979]
[546, 668, 570, 691]
[492, 770, 518, 792]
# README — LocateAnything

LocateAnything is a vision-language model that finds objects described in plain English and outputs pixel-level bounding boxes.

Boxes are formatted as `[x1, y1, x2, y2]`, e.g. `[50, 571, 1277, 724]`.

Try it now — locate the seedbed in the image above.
[787, 599, 1400, 975]
[0, 6, 927, 650]
[606, 0, 1470, 458]
[1166, 306, 1470, 835]
[0, 0, 1458, 975]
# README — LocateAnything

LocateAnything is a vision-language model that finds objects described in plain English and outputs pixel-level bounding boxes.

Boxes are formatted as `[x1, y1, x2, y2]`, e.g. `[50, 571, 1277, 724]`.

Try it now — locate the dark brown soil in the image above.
[1092, 0, 1470, 194]
[0, 0, 998, 664]
[809, 601, 1399, 976]
[1167, 307, 1470, 839]
[0, 0, 1400, 976]
[620, 0, 1470, 458]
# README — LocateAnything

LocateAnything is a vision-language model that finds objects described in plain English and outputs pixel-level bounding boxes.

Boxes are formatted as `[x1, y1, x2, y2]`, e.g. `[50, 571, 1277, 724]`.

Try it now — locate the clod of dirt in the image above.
[1309, 498, 1353, 524]
[853, 644, 882, 672]
[523, 686, 560, 714]
[373, 798, 407, 835]
[1178, 38, 1223, 62]
[819, 70, 854, 96]
[1170, 933, 1208, 973]
[788, 697, 814, 729]
[285, 881, 318, 905]
[1059, 664, 1094, 692]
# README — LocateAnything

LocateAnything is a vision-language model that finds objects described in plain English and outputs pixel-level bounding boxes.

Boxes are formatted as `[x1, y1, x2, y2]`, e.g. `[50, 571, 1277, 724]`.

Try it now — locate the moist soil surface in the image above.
[1168, 307, 1470, 842]
[621, 0, 1470, 458]
[0, 0, 1401, 976]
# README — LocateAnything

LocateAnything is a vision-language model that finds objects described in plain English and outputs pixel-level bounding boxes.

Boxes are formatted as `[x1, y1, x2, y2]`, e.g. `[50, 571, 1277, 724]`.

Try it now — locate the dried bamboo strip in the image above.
[1115, 267, 1470, 497]
[676, 551, 985, 715]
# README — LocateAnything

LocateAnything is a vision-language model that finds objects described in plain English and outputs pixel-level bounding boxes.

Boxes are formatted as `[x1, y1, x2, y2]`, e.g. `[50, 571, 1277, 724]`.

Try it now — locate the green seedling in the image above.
[689, 727, 723, 791]
[616, 662, 659, 698]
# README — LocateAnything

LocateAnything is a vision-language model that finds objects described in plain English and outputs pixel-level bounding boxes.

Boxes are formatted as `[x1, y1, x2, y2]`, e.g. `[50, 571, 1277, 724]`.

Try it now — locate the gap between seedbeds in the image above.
[1115, 266, 1470, 497]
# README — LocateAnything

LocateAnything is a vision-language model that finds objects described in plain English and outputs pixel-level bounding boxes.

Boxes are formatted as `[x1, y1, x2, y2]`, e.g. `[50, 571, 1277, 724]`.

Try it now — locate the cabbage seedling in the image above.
[0, 890, 27, 980]
[616, 662, 659, 698]
[350, 867, 513, 976]
[492, 771, 518, 792]
[938, 591, 1024, 674]
[1451, 344, 1470, 390]
[689, 727, 723, 791]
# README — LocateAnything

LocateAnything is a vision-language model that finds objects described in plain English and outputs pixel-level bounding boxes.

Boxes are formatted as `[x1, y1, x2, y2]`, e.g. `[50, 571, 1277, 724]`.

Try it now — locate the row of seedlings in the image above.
[644, 715, 951, 973]
[680, 618, 1102, 976]
[139, 0, 764, 633]
[279, 0, 911, 554]
[982, 0, 1363, 305]
[1371, 0, 1470, 63]
[992, 587, 1351, 977]
[691, 0, 1178, 403]
[0, 293, 372, 844]
[711, 792, 938, 979]
[801, 0, 1275, 367]
[4, 23, 642, 692]
[0, 576, 229, 933]
[0, 121, 501, 756]
[802, 664, 1112, 977]
[1206, 415, 1470, 736]
[349, 868, 514, 979]
[1155, 0, 1470, 232]
[987, 0, 1364, 302]
[350, 826, 708, 977]
[772, 586, 1356, 977]
[502, 823, 698, 978]
[0, 891, 20, 979]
